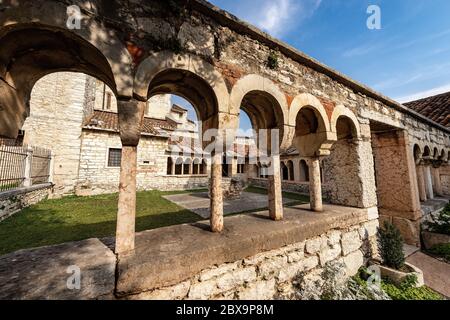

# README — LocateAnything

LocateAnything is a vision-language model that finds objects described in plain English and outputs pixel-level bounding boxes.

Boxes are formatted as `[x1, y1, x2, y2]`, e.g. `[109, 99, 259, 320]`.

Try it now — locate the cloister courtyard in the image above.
[0, 0, 449, 302]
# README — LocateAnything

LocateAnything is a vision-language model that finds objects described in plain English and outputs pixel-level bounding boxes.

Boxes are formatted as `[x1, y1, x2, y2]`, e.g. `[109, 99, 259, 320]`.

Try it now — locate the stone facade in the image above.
[21, 73, 209, 197]
[126, 218, 379, 300]
[0, 184, 53, 221]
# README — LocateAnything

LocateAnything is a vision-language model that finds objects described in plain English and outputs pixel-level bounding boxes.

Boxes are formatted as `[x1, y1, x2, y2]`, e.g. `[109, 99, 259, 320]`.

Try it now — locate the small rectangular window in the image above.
[105, 92, 112, 110]
[108, 148, 122, 167]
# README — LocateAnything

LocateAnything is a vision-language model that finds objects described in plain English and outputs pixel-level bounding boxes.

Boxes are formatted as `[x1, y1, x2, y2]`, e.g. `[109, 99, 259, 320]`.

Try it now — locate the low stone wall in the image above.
[76, 175, 209, 196]
[0, 183, 53, 221]
[249, 178, 331, 198]
[124, 214, 379, 300]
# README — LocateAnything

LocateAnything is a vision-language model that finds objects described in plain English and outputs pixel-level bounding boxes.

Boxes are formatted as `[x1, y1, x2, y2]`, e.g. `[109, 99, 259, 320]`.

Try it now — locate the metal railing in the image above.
[0, 140, 52, 192]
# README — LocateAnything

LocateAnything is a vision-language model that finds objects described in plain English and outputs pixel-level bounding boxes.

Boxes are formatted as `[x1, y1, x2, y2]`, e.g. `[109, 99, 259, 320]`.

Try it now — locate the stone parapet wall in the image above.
[249, 178, 325, 197]
[126, 218, 379, 300]
[0, 184, 53, 221]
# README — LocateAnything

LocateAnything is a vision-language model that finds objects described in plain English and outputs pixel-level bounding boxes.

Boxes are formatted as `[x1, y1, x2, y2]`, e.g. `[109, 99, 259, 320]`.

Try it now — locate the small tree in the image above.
[377, 222, 405, 270]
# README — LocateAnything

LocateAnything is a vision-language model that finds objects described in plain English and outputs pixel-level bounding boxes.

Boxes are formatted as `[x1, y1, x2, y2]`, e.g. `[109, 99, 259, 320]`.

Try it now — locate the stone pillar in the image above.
[115, 99, 145, 255]
[293, 159, 301, 182]
[424, 165, 434, 200]
[116, 146, 138, 254]
[171, 159, 176, 176]
[23, 146, 33, 187]
[210, 152, 224, 232]
[308, 158, 323, 212]
[432, 167, 443, 196]
[231, 157, 238, 176]
[268, 154, 283, 221]
[416, 164, 427, 202]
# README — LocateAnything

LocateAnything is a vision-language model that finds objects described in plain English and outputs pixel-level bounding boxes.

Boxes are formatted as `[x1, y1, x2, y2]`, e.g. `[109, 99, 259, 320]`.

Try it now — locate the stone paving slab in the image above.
[0, 238, 116, 300]
[406, 251, 450, 298]
[163, 192, 298, 218]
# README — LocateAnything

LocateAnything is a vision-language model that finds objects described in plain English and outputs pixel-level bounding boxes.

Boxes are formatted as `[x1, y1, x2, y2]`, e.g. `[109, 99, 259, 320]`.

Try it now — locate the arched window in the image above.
[167, 157, 173, 175]
[193, 158, 201, 175]
[281, 162, 289, 181]
[201, 159, 207, 175]
[287, 160, 294, 181]
[299, 160, 309, 182]
[184, 158, 192, 175]
[175, 158, 183, 175]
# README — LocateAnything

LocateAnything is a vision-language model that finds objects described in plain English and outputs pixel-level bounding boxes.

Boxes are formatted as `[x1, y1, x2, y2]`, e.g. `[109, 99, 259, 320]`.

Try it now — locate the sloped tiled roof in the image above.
[403, 92, 450, 128]
[83, 110, 177, 136]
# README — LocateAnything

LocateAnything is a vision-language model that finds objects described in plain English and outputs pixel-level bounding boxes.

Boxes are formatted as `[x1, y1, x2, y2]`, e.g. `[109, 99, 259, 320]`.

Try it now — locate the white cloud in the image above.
[396, 83, 450, 103]
[241, 0, 322, 37]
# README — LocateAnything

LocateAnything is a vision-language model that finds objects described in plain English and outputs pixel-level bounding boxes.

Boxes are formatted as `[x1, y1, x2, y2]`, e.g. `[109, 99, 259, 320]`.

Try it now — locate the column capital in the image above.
[117, 99, 145, 147]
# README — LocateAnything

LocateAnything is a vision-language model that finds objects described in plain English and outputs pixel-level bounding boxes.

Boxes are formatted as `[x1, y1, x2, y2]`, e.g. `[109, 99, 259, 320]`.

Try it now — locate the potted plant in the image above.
[375, 222, 424, 287]
[422, 203, 450, 250]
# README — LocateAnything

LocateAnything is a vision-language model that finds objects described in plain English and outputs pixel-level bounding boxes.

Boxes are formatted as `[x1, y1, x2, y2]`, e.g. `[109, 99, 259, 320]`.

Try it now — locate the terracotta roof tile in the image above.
[404, 92, 450, 127]
[83, 111, 177, 136]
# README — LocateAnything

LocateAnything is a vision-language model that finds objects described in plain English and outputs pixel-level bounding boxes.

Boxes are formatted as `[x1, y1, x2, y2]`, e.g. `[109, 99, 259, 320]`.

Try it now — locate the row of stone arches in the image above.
[166, 157, 207, 176]
[0, 12, 367, 255]
[413, 143, 449, 202]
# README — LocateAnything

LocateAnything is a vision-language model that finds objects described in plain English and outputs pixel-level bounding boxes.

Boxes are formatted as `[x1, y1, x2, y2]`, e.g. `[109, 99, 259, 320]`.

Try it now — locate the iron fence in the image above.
[0, 140, 52, 192]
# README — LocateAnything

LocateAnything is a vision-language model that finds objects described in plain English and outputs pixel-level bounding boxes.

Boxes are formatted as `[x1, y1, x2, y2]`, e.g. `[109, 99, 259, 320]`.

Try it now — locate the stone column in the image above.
[432, 166, 443, 196]
[293, 159, 301, 182]
[116, 146, 138, 254]
[115, 99, 145, 255]
[424, 165, 434, 200]
[416, 164, 427, 202]
[171, 159, 176, 176]
[308, 157, 323, 212]
[210, 152, 224, 232]
[268, 154, 283, 220]
[23, 146, 33, 187]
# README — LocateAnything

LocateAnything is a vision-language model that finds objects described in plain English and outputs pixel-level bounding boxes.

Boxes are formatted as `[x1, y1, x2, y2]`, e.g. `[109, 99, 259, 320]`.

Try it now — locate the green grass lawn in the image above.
[0, 189, 206, 255]
[245, 186, 310, 203]
[0, 187, 310, 256]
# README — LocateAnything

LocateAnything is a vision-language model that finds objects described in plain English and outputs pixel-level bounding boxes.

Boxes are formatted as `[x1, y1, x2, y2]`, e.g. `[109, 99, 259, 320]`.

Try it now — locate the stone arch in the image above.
[299, 160, 309, 182]
[193, 158, 201, 175]
[134, 51, 230, 146]
[281, 162, 289, 181]
[330, 105, 361, 138]
[183, 158, 192, 175]
[287, 160, 294, 181]
[423, 146, 431, 158]
[175, 157, 184, 175]
[167, 157, 174, 175]
[433, 147, 439, 160]
[0, 19, 133, 138]
[230, 74, 290, 150]
[413, 144, 423, 164]
[0, 4, 134, 94]
[289, 93, 336, 157]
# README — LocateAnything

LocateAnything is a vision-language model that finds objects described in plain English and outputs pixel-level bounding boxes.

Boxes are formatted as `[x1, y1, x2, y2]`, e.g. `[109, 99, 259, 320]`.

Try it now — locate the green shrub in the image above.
[377, 222, 405, 270]
[267, 50, 279, 70]
[381, 281, 443, 300]
[428, 243, 450, 261]
[425, 203, 450, 235]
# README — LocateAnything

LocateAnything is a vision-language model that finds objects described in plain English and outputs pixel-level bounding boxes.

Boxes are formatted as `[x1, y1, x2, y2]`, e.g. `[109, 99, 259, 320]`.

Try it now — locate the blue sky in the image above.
[174, 0, 450, 131]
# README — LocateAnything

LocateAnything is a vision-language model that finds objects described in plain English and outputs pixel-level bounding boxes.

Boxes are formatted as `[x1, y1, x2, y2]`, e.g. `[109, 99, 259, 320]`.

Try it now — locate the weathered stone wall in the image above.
[371, 130, 422, 246]
[126, 218, 379, 300]
[441, 165, 450, 196]
[324, 139, 364, 208]
[76, 130, 208, 196]
[0, 184, 53, 221]
[22, 72, 87, 197]
[249, 178, 312, 196]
